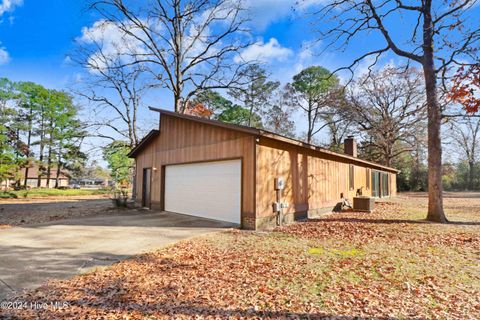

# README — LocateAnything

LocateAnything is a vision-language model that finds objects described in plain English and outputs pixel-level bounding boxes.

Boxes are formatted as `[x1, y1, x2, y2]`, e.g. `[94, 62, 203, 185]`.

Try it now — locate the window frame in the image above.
[349, 164, 355, 191]
[366, 168, 371, 190]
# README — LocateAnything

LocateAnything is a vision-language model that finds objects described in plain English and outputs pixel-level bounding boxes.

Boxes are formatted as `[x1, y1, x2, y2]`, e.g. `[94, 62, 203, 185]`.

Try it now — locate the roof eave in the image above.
[149, 107, 261, 136]
[258, 132, 399, 173]
[146, 107, 398, 173]
[128, 130, 160, 158]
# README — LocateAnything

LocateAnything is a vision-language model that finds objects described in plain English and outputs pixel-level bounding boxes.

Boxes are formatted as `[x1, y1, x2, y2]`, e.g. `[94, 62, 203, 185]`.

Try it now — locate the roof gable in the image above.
[127, 130, 160, 158]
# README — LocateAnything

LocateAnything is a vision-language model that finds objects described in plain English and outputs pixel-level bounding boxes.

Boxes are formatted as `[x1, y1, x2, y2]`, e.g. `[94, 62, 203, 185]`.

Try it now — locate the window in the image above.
[381, 172, 390, 197]
[349, 164, 354, 190]
[366, 168, 371, 189]
[26, 179, 37, 187]
[372, 170, 380, 197]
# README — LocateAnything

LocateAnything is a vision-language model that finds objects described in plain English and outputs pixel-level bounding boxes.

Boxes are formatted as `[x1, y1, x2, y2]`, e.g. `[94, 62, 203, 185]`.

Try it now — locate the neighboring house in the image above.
[129, 108, 398, 230]
[20, 165, 70, 189]
[70, 178, 110, 189]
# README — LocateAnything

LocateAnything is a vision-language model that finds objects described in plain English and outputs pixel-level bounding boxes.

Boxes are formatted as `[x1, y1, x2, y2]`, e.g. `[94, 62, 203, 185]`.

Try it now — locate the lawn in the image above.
[0, 188, 111, 199]
[2, 193, 479, 319]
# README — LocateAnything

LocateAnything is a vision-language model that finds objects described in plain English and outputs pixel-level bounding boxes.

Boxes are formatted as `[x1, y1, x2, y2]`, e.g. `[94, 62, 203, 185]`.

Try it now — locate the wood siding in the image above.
[135, 114, 256, 227]
[133, 113, 397, 230]
[256, 137, 396, 219]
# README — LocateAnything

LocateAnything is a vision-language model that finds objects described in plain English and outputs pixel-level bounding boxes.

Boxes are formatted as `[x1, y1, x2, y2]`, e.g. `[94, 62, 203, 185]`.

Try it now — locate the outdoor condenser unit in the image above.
[353, 197, 375, 212]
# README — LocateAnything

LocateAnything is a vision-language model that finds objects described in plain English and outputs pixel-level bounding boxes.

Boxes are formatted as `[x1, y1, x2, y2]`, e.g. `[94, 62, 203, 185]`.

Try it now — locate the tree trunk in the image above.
[248, 103, 254, 127]
[307, 100, 313, 144]
[46, 145, 52, 188]
[423, 60, 447, 222]
[468, 161, 475, 190]
[23, 169, 29, 187]
[132, 106, 138, 146]
[23, 106, 33, 187]
[173, 6, 183, 115]
[55, 159, 61, 189]
[54, 140, 63, 189]
[174, 94, 182, 113]
[422, 2, 447, 223]
[385, 156, 391, 168]
[384, 145, 392, 167]
[413, 145, 421, 191]
[37, 109, 45, 188]
[37, 147, 44, 188]
[46, 129, 53, 188]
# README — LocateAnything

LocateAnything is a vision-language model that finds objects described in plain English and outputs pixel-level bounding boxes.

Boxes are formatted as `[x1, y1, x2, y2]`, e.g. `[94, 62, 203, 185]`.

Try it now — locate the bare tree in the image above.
[73, 20, 158, 147]
[315, 0, 480, 222]
[89, 0, 252, 113]
[263, 104, 296, 138]
[346, 67, 427, 167]
[323, 113, 354, 152]
[448, 116, 480, 190]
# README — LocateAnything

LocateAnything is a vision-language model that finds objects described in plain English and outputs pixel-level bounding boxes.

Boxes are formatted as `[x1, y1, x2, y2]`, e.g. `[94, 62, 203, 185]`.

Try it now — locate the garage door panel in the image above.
[164, 160, 241, 224]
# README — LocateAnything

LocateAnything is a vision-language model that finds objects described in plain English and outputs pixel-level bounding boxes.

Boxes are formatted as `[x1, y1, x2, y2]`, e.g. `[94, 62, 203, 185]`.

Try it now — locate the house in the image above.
[70, 178, 111, 189]
[20, 165, 70, 189]
[129, 108, 398, 230]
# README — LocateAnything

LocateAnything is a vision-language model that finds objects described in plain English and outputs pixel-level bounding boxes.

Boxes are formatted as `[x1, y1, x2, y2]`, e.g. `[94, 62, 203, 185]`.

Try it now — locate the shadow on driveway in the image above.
[0, 211, 235, 300]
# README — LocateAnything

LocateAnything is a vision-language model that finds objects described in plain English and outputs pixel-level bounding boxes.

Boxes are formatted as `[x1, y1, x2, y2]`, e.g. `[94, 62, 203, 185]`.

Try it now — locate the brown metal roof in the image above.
[133, 107, 398, 173]
[127, 129, 160, 158]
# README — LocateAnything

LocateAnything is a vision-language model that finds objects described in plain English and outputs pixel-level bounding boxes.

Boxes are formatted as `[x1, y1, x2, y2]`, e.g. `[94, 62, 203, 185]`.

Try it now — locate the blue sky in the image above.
[0, 1, 341, 159]
[0, 0, 371, 93]
[2, 1, 478, 96]
[1, 0, 478, 162]
[0, 1, 93, 87]
[0, 0, 363, 148]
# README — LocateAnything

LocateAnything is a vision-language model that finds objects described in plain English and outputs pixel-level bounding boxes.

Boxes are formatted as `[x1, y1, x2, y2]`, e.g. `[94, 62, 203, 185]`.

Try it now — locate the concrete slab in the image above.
[0, 210, 235, 300]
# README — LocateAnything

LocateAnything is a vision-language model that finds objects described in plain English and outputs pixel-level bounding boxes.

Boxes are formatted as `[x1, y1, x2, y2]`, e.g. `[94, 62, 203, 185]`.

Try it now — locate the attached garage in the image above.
[164, 160, 242, 224]
[129, 108, 398, 230]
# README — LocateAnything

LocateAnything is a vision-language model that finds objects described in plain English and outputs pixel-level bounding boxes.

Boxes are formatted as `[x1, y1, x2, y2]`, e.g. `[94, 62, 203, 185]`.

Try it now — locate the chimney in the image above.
[344, 136, 357, 157]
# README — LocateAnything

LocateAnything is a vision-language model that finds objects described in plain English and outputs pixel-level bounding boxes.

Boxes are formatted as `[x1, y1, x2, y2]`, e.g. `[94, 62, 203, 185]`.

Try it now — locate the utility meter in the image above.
[274, 177, 285, 190]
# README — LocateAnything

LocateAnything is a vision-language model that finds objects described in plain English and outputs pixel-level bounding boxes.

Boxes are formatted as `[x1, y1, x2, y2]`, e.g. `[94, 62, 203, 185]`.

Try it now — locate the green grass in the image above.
[308, 247, 365, 257]
[0, 191, 18, 198]
[0, 188, 111, 198]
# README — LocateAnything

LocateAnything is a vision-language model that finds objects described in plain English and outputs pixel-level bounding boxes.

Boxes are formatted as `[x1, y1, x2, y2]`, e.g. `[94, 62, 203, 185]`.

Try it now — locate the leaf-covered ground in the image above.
[2, 193, 479, 319]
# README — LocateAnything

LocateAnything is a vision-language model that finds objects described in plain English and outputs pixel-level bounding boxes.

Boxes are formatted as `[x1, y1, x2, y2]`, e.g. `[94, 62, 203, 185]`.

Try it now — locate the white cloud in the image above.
[63, 55, 72, 64]
[0, 46, 9, 65]
[78, 20, 142, 55]
[270, 40, 331, 83]
[77, 20, 147, 72]
[0, 0, 22, 17]
[243, 0, 326, 30]
[235, 38, 293, 64]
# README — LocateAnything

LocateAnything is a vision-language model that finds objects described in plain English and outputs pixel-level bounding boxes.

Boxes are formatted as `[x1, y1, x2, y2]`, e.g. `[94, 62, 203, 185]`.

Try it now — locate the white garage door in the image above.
[164, 159, 241, 224]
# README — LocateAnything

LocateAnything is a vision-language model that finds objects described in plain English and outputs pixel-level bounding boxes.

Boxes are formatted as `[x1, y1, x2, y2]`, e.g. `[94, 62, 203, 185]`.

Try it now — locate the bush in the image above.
[112, 188, 129, 208]
[0, 191, 18, 199]
[12, 185, 28, 191]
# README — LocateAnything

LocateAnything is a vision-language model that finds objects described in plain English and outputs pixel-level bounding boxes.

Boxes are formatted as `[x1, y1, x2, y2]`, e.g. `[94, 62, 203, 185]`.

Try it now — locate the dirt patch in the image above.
[0, 196, 125, 226]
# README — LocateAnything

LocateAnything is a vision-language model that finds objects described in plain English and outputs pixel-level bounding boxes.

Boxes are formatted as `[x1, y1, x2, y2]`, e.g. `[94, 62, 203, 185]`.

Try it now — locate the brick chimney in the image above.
[344, 136, 357, 157]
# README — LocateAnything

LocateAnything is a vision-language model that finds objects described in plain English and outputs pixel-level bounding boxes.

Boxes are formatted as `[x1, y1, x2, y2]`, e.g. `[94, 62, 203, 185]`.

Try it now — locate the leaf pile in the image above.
[2, 194, 480, 319]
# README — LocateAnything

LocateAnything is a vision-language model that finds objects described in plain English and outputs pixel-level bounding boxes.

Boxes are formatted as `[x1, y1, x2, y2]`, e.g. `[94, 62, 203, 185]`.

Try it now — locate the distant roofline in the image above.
[132, 107, 398, 173]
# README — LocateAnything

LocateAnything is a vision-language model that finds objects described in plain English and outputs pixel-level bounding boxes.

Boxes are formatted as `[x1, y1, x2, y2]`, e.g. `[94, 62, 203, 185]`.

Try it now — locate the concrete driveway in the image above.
[0, 211, 234, 300]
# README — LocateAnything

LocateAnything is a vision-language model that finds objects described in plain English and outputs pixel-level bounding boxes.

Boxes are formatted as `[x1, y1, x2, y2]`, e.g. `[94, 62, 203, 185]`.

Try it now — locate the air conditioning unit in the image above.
[353, 197, 375, 212]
